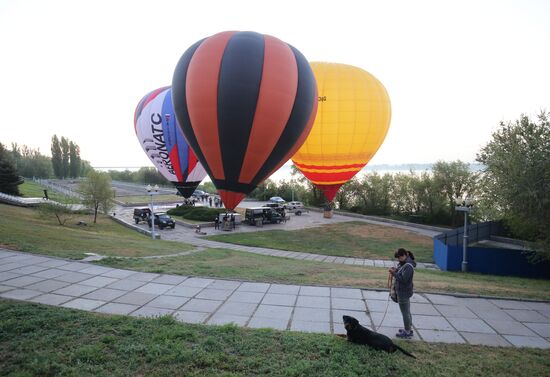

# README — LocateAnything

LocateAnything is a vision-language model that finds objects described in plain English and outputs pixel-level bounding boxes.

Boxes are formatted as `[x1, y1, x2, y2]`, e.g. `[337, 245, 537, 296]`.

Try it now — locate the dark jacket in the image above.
[394, 256, 416, 300]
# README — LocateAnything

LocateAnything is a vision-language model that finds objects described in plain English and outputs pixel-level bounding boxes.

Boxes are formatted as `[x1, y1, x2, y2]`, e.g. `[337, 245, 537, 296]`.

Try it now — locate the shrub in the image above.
[167, 206, 226, 221]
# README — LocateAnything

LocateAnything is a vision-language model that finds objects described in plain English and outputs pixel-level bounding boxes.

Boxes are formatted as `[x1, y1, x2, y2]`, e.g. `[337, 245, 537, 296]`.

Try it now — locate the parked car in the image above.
[147, 213, 176, 229]
[133, 207, 151, 224]
[285, 201, 306, 215]
[245, 207, 284, 225]
[286, 201, 304, 210]
[269, 196, 286, 204]
[262, 202, 286, 216]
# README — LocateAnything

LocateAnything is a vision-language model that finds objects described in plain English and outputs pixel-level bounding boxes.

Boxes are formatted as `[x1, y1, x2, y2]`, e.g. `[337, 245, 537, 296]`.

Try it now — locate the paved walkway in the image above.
[114, 206, 440, 269]
[1, 249, 548, 349]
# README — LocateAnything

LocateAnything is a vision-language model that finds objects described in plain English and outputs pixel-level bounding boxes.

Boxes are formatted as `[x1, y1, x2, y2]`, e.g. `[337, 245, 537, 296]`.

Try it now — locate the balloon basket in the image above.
[323, 210, 333, 219]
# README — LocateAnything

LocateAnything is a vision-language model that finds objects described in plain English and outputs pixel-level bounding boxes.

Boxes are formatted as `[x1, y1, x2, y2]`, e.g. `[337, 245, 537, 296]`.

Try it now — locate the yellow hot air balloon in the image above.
[292, 62, 391, 202]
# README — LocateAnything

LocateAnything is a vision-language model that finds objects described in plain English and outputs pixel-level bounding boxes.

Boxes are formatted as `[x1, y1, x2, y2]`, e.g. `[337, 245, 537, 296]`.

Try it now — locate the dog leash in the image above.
[375, 264, 395, 331]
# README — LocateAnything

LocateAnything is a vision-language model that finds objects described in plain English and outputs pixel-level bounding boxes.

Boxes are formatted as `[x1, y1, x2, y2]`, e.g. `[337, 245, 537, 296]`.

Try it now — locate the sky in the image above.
[1, 0, 549, 174]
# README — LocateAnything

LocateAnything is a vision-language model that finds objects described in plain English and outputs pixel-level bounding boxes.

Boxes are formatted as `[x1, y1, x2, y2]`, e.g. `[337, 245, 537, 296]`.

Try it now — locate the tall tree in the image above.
[432, 160, 477, 225]
[51, 135, 62, 178]
[69, 141, 81, 178]
[477, 112, 550, 261]
[0, 143, 23, 195]
[79, 171, 115, 223]
[60, 137, 70, 179]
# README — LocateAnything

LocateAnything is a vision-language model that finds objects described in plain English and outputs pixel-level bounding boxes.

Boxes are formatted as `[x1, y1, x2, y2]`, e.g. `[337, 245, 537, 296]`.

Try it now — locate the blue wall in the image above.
[433, 239, 550, 278]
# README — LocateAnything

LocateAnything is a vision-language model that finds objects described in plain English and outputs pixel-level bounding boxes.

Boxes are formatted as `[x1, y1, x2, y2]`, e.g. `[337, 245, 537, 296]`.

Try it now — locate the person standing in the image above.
[389, 248, 416, 339]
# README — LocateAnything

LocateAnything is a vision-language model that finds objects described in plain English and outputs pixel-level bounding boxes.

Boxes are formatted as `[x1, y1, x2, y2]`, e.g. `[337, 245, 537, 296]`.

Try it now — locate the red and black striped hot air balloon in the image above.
[172, 31, 318, 210]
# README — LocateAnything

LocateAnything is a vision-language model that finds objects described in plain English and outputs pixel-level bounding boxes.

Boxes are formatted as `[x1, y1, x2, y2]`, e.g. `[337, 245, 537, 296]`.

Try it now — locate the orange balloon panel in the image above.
[292, 62, 391, 201]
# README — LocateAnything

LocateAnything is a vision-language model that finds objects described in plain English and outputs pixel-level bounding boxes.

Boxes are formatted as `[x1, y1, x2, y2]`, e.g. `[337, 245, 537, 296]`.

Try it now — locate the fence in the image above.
[433, 221, 549, 278]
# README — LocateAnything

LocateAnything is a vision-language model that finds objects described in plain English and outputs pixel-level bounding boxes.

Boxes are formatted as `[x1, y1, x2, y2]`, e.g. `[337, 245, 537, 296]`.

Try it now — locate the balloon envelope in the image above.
[172, 31, 317, 210]
[134, 86, 207, 197]
[292, 62, 391, 202]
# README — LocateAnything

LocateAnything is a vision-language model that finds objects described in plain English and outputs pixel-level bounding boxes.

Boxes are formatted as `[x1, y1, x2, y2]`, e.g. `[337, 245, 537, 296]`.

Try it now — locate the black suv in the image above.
[245, 207, 284, 225]
[262, 203, 286, 216]
[133, 207, 151, 224]
[147, 213, 176, 229]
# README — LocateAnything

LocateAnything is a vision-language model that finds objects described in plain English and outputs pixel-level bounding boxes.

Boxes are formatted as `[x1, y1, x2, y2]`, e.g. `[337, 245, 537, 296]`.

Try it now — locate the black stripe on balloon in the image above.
[171, 38, 214, 180]
[173, 181, 201, 198]
[217, 31, 264, 187]
[210, 178, 256, 194]
[250, 45, 317, 187]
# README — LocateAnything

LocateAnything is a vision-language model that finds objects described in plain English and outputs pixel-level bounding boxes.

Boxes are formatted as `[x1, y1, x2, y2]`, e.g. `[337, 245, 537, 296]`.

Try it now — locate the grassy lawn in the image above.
[96, 249, 550, 301]
[0, 204, 194, 259]
[18, 180, 81, 204]
[1, 300, 548, 377]
[207, 222, 434, 262]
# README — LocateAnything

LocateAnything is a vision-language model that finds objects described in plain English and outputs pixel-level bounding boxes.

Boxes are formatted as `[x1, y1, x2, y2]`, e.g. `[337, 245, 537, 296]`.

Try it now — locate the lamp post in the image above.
[455, 196, 474, 272]
[147, 184, 159, 240]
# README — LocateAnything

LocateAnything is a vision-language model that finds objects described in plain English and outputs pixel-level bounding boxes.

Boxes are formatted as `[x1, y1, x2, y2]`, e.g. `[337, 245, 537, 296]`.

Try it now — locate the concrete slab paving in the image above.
[295, 295, 330, 309]
[0, 272, 20, 282]
[254, 304, 293, 320]
[173, 310, 209, 324]
[227, 291, 264, 304]
[3, 275, 45, 287]
[135, 283, 174, 295]
[113, 292, 158, 306]
[131, 307, 174, 318]
[299, 286, 330, 297]
[195, 288, 234, 301]
[248, 317, 288, 330]
[0, 249, 549, 349]
[1, 288, 42, 300]
[31, 293, 73, 306]
[164, 285, 203, 297]
[435, 304, 478, 319]
[413, 315, 454, 331]
[62, 298, 106, 311]
[484, 319, 538, 336]
[451, 318, 496, 334]
[503, 335, 550, 349]
[290, 320, 331, 333]
[95, 302, 140, 315]
[25, 279, 71, 293]
[268, 284, 300, 295]
[523, 322, 550, 338]
[207, 313, 249, 326]
[504, 309, 549, 323]
[417, 329, 466, 344]
[53, 284, 97, 297]
[292, 307, 330, 322]
[106, 279, 146, 291]
[261, 293, 297, 306]
[31, 268, 68, 279]
[217, 302, 258, 316]
[83, 288, 127, 301]
[460, 332, 511, 347]
[181, 298, 223, 313]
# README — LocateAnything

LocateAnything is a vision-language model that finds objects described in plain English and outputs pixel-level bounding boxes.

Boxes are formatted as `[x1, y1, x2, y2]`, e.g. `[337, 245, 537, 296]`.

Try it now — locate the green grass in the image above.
[18, 180, 80, 204]
[168, 205, 227, 221]
[0, 204, 194, 259]
[1, 300, 548, 377]
[96, 249, 550, 300]
[207, 221, 434, 262]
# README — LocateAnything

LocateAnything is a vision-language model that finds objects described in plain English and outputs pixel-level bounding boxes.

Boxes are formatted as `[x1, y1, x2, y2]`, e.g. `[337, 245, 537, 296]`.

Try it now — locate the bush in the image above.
[167, 206, 226, 221]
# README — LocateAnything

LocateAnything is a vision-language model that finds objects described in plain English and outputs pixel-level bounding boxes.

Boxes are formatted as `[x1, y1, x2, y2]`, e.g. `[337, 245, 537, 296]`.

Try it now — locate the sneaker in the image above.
[398, 328, 414, 335]
[396, 330, 413, 338]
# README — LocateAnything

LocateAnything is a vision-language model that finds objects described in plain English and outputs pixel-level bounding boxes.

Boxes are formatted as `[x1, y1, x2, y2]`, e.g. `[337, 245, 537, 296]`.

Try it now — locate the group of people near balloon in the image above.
[134, 30, 391, 211]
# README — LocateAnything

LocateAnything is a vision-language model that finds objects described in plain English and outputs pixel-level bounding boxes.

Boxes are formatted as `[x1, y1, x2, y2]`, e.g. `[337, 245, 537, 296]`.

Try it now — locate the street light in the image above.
[455, 196, 474, 272]
[147, 184, 159, 240]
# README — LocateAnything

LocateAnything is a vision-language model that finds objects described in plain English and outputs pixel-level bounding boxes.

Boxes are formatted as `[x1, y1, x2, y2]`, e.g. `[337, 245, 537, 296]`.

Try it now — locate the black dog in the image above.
[342, 315, 416, 358]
